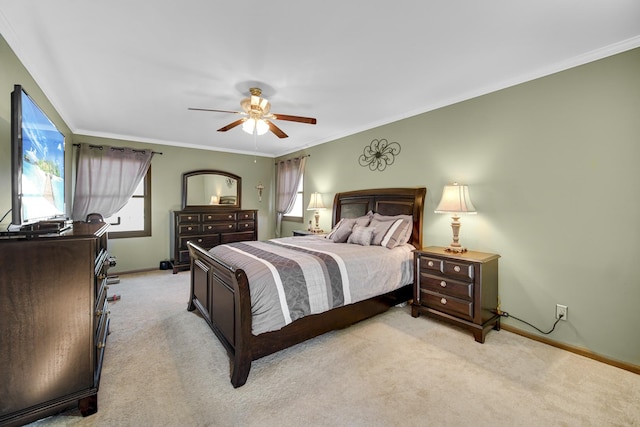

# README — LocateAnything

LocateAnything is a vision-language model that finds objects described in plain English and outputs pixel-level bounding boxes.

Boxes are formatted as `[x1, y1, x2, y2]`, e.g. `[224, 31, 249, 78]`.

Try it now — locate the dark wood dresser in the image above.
[171, 209, 258, 273]
[411, 246, 500, 343]
[0, 222, 112, 426]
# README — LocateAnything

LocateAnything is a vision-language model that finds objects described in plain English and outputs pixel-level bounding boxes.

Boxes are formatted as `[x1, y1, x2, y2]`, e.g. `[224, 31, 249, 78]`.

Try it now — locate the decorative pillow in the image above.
[370, 213, 413, 247]
[380, 219, 412, 249]
[354, 214, 372, 227]
[347, 225, 374, 246]
[326, 218, 356, 243]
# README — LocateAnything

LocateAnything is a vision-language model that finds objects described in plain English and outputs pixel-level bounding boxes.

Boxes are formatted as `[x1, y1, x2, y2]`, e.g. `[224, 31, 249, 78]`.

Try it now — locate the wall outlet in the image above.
[556, 304, 568, 321]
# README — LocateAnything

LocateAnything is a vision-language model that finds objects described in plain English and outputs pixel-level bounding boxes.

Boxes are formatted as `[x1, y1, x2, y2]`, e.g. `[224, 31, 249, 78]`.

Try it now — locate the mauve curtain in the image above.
[275, 156, 307, 237]
[72, 144, 153, 221]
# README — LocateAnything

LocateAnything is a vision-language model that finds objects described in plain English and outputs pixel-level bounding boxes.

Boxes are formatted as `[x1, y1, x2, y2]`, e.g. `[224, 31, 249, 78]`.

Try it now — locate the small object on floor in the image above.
[107, 294, 121, 302]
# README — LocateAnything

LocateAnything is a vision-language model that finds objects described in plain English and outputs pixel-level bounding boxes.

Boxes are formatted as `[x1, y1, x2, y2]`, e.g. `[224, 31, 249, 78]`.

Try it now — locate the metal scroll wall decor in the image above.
[358, 138, 401, 171]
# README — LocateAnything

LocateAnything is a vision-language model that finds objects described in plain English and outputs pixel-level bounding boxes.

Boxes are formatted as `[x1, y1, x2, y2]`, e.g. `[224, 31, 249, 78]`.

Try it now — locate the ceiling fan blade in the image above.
[218, 118, 245, 132]
[271, 113, 317, 125]
[189, 107, 243, 115]
[267, 120, 288, 138]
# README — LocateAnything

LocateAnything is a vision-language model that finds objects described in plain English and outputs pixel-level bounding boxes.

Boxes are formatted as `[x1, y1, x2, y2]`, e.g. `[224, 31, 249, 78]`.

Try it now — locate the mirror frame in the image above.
[182, 169, 242, 210]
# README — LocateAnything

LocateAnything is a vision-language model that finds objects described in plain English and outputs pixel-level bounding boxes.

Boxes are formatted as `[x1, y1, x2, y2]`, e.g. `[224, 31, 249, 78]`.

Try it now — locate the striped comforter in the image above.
[208, 235, 414, 335]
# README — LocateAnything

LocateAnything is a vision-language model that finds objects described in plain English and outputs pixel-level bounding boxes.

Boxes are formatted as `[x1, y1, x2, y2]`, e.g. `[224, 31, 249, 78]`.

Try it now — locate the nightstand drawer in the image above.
[419, 256, 443, 273]
[422, 291, 473, 320]
[419, 273, 473, 301]
[443, 260, 474, 280]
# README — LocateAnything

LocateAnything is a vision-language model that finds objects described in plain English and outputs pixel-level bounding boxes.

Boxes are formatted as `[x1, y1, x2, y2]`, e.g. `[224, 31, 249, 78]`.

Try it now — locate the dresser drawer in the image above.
[203, 222, 236, 233]
[237, 220, 255, 231]
[221, 231, 256, 244]
[179, 249, 191, 264]
[203, 212, 237, 222]
[419, 272, 473, 301]
[422, 291, 473, 320]
[443, 260, 474, 280]
[237, 211, 255, 220]
[177, 213, 201, 223]
[179, 224, 201, 235]
[180, 234, 221, 250]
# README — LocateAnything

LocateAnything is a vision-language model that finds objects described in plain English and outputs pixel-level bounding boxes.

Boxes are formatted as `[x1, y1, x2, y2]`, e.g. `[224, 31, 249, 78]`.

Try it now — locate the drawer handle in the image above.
[454, 265, 461, 273]
[428, 261, 434, 267]
[207, 226, 212, 230]
[187, 216, 193, 220]
[440, 280, 447, 288]
[228, 215, 233, 219]
[440, 298, 447, 305]
[206, 216, 212, 220]
[187, 226, 193, 231]
[228, 225, 233, 228]
[197, 238, 203, 243]
[244, 224, 249, 228]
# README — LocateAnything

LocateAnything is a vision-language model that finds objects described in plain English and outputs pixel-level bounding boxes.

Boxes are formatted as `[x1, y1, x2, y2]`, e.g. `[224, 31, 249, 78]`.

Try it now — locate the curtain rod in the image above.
[274, 154, 310, 165]
[73, 143, 163, 155]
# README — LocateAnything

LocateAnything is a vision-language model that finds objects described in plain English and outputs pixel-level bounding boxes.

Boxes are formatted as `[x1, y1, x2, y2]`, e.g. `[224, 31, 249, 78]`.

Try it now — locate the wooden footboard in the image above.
[187, 241, 253, 387]
[187, 240, 412, 388]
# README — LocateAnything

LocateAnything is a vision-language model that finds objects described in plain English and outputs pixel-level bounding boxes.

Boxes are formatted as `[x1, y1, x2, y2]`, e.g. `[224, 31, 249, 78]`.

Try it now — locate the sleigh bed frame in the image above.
[187, 187, 426, 387]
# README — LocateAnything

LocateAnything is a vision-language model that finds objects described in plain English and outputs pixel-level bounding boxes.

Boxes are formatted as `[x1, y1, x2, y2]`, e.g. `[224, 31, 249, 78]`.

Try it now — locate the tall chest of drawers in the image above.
[171, 209, 258, 273]
[0, 222, 112, 426]
[411, 246, 500, 343]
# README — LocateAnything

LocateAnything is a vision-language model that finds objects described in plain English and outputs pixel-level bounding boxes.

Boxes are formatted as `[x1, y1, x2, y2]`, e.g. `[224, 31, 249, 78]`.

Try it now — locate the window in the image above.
[283, 173, 303, 222]
[104, 167, 151, 238]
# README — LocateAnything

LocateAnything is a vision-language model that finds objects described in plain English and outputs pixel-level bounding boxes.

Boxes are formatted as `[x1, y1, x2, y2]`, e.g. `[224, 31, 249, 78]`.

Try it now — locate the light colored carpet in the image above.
[30, 270, 639, 427]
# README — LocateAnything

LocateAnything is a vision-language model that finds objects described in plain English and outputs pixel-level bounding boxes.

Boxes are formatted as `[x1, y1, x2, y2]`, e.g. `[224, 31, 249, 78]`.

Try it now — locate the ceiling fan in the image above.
[189, 87, 317, 138]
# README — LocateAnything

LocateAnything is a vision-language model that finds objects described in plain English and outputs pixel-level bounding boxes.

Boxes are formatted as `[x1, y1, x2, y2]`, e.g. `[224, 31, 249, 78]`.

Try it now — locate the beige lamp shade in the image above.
[435, 183, 476, 253]
[434, 183, 477, 214]
[307, 192, 326, 211]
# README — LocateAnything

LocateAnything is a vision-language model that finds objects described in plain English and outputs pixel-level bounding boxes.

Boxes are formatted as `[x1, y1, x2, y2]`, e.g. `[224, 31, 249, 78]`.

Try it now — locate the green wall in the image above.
[281, 48, 640, 368]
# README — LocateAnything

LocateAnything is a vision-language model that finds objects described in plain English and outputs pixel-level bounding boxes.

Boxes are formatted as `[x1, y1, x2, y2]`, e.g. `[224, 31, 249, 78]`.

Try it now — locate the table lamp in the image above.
[307, 192, 326, 233]
[434, 182, 477, 253]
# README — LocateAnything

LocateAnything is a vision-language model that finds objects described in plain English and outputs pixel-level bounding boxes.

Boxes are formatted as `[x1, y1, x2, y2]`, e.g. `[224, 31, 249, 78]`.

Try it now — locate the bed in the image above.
[187, 187, 426, 387]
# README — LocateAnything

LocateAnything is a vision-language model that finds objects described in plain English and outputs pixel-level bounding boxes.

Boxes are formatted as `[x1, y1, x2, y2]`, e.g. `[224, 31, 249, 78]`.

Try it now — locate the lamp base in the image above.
[311, 228, 324, 234]
[445, 245, 467, 253]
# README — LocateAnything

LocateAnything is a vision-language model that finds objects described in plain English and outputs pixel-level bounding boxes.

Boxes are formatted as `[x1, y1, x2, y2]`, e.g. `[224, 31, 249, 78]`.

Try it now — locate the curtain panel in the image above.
[275, 156, 307, 237]
[71, 144, 153, 221]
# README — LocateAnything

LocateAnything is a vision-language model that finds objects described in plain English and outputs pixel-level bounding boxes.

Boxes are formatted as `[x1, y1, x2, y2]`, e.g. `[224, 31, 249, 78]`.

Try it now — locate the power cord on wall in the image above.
[495, 308, 564, 335]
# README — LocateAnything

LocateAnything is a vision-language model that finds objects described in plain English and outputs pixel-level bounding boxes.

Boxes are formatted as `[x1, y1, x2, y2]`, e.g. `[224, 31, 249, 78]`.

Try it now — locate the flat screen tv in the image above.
[11, 84, 66, 228]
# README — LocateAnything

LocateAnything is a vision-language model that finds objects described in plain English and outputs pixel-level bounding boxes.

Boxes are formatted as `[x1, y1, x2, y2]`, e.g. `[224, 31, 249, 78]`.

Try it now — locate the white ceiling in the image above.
[1, 1, 639, 158]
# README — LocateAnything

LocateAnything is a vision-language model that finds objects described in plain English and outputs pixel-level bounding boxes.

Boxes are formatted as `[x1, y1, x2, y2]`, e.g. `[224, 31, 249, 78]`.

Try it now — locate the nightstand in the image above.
[411, 246, 500, 343]
[292, 230, 324, 236]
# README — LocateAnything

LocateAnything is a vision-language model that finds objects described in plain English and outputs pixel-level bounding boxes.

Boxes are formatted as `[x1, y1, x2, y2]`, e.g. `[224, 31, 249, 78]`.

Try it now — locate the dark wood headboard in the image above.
[331, 187, 426, 248]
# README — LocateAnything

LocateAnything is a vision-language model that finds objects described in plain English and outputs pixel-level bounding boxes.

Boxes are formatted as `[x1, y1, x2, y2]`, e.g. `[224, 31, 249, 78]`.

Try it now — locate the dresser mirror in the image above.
[182, 170, 242, 209]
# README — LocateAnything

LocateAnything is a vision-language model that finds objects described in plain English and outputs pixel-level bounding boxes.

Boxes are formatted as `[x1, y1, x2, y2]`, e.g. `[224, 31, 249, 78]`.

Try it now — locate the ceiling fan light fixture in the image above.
[242, 118, 269, 135]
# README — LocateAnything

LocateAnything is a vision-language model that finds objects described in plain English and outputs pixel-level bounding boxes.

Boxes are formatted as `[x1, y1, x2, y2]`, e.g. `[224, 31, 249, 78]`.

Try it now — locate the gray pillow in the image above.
[370, 213, 413, 247]
[347, 225, 374, 246]
[326, 218, 355, 243]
